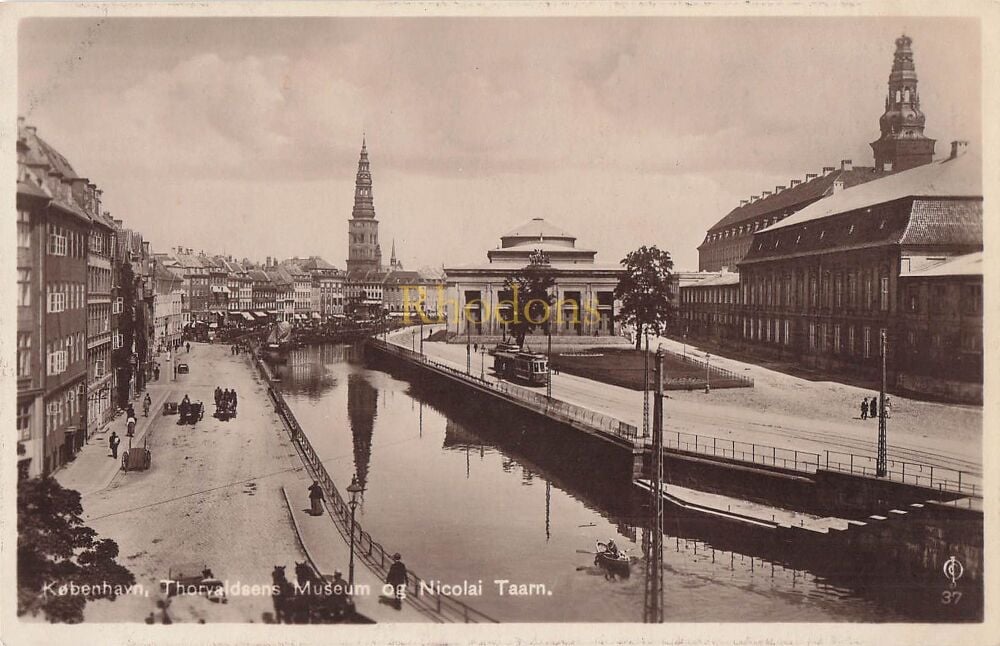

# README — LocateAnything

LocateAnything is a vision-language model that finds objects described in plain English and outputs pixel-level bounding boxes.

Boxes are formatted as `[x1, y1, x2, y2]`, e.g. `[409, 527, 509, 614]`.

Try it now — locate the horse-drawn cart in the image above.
[121, 445, 151, 472]
[178, 401, 204, 425]
[161, 562, 227, 603]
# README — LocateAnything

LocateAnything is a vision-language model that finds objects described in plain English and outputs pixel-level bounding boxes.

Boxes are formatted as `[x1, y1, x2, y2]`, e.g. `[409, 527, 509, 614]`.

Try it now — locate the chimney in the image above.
[822, 166, 835, 176]
[841, 159, 853, 172]
[740, 199, 749, 207]
[266, 256, 272, 267]
[775, 185, 785, 194]
[805, 173, 818, 181]
[882, 161, 894, 172]
[762, 190, 772, 197]
[790, 179, 802, 187]
[950, 140, 969, 159]
[26, 125, 37, 136]
[833, 178, 845, 193]
[750, 195, 758, 203]
[94, 187, 103, 216]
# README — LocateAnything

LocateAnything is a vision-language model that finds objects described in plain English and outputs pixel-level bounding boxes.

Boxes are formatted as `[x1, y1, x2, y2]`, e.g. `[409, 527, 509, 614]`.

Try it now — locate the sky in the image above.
[18, 16, 981, 271]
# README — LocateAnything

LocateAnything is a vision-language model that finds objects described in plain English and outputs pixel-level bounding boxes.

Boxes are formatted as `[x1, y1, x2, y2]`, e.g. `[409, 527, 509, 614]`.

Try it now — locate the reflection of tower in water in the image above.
[347, 373, 378, 489]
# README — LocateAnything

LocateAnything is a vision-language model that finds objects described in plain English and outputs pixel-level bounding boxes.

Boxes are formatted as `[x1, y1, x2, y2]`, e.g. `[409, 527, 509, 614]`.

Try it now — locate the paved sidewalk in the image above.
[279, 484, 431, 623]
[55, 384, 175, 496]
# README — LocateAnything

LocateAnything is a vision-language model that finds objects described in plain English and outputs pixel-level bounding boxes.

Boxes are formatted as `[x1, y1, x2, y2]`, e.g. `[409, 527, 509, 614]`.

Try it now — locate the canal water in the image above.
[271, 343, 965, 623]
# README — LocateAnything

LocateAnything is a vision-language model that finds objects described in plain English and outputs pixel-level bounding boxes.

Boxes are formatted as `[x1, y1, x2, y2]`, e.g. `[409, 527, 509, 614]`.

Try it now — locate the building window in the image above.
[783, 320, 790, 345]
[848, 326, 855, 355]
[18, 210, 31, 250]
[48, 227, 67, 256]
[864, 274, 873, 310]
[47, 349, 67, 376]
[960, 330, 982, 352]
[833, 324, 841, 354]
[18, 269, 31, 307]
[907, 286, 919, 312]
[962, 284, 982, 316]
[808, 323, 816, 350]
[17, 333, 31, 378]
[863, 326, 872, 359]
[819, 323, 827, 352]
[17, 402, 31, 441]
[879, 276, 890, 311]
[931, 285, 947, 314]
[834, 274, 843, 309]
[809, 276, 818, 308]
[47, 286, 66, 313]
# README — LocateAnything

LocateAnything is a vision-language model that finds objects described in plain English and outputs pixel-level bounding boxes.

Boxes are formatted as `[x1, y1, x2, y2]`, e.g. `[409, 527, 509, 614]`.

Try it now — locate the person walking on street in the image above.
[860, 397, 868, 420]
[231, 390, 238, 414]
[869, 395, 879, 420]
[214, 387, 222, 408]
[386, 553, 408, 608]
[186, 342, 191, 353]
[143, 393, 152, 417]
[308, 480, 324, 516]
[109, 431, 120, 459]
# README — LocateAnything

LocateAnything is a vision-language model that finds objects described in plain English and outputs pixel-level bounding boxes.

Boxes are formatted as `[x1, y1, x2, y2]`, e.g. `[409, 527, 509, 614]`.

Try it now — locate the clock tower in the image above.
[870, 34, 936, 172]
[346, 136, 382, 275]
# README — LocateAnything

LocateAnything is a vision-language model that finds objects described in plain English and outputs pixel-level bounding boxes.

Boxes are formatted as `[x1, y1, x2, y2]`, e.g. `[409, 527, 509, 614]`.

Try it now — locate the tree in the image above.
[502, 251, 556, 347]
[615, 246, 676, 350]
[18, 477, 135, 622]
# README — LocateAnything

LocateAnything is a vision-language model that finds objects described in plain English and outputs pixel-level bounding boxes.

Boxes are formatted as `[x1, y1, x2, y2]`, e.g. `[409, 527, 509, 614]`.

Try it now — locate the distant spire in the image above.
[391, 238, 396, 263]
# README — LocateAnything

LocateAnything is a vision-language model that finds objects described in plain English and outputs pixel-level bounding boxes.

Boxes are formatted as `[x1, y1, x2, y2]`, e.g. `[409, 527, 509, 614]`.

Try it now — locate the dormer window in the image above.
[819, 230, 825, 239]
[795, 234, 801, 244]
[848, 224, 855, 235]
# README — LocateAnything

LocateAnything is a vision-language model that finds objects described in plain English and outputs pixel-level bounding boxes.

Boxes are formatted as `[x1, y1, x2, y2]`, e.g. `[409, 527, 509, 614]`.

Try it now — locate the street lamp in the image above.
[346, 474, 364, 586]
[480, 345, 487, 380]
[704, 353, 711, 394]
[411, 329, 416, 352]
[876, 329, 888, 478]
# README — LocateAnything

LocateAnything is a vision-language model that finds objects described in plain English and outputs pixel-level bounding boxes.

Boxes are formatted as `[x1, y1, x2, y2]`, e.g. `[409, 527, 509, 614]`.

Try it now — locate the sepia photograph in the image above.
[2, 2, 996, 644]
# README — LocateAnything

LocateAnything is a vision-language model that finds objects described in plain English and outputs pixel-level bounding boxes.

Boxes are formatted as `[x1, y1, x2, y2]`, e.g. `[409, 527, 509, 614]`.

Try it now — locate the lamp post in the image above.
[420, 318, 424, 356]
[704, 353, 711, 394]
[546, 321, 553, 399]
[466, 310, 472, 375]
[411, 329, 416, 352]
[346, 475, 364, 586]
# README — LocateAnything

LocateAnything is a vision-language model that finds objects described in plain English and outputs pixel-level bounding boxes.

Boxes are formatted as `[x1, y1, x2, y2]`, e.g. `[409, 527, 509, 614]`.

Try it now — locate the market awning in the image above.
[209, 323, 219, 329]
[253, 311, 267, 317]
[241, 312, 254, 321]
[311, 312, 321, 320]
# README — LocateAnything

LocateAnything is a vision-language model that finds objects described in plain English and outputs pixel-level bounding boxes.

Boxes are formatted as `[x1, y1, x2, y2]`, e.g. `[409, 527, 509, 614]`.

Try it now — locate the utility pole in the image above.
[877, 329, 888, 477]
[546, 322, 553, 398]
[466, 313, 471, 375]
[643, 346, 665, 623]
[642, 331, 650, 438]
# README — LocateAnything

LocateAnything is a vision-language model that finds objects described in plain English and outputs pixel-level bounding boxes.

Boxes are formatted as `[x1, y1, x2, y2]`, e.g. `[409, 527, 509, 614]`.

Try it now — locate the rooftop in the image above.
[763, 150, 981, 233]
[901, 251, 982, 278]
[501, 217, 575, 241]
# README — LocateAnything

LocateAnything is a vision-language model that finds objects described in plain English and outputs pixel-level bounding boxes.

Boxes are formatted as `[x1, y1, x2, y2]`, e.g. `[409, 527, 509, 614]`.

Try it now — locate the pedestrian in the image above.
[884, 395, 892, 419]
[214, 387, 222, 407]
[153, 365, 160, 381]
[386, 553, 408, 607]
[308, 480, 324, 516]
[869, 395, 879, 420]
[186, 342, 191, 353]
[109, 431, 120, 459]
[231, 390, 238, 412]
[143, 393, 152, 417]
[860, 397, 868, 420]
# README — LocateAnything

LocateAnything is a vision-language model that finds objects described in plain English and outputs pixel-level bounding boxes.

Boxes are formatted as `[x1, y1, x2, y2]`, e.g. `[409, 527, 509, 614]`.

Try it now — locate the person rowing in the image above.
[603, 539, 620, 558]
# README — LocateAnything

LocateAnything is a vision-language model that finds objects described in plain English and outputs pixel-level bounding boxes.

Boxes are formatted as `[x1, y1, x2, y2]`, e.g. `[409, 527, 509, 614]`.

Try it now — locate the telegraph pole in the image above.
[877, 329, 888, 477]
[642, 330, 650, 438]
[643, 346, 665, 623]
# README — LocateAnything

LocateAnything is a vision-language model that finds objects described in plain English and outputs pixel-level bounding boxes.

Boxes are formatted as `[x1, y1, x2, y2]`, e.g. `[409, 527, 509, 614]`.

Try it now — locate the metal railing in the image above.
[667, 431, 821, 474]
[823, 450, 980, 498]
[253, 353, 498, 623]
[371, 338, 640, 444]
[369, 340, 980, 500]
[664, 346, 755, 388]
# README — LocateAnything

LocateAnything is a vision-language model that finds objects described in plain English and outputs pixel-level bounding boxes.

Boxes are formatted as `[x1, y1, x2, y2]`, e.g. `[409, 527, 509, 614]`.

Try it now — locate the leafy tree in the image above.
[502, 252, 556, 347]
[615, 246, 676, 350]
[18, 478, 135, 622]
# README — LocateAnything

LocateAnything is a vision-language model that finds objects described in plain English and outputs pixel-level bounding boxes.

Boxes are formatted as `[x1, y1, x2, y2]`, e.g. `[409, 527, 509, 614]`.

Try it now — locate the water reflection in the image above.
[347, 373, 377, 490]
[270, 343, 975, 622]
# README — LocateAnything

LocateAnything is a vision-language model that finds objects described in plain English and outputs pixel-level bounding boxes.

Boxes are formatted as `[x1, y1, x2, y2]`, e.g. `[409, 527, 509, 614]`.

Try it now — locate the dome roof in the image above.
[501, 217, 575, 241]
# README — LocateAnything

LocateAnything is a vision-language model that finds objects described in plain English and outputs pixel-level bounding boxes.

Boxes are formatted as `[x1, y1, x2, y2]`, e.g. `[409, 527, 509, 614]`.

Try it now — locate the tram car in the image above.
[491, 343, 549, 386]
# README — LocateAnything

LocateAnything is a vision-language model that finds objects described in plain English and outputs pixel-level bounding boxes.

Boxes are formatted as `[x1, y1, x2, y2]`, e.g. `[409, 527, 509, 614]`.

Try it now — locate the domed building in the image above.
[443, 217, 624, 339]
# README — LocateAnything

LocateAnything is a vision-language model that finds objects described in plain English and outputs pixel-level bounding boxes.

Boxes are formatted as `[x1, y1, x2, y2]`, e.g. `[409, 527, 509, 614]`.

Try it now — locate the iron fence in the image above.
[666, 431, 821, 474]
[823, 450, 980, 498]
[254, 353, 498, 623]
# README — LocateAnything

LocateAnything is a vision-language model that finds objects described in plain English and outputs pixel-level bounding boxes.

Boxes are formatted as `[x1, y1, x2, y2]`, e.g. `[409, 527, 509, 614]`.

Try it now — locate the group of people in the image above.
[230, 343, 249, 355]
[214, 387, 238, 418]
[860, 394, 892, 420]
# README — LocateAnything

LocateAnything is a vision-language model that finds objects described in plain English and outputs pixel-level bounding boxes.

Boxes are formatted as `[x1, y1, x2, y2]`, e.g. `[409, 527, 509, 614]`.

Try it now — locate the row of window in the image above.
[44, 282, 88, 313]
[743, 269, 891, 312]
[46, 223, 88, 258]
[88, 304, 112, 336]
[743, 318, 881, 359]
[88, 265, 112, 294]
[45, 332, 86, 376]
[46, 389, 81, 434]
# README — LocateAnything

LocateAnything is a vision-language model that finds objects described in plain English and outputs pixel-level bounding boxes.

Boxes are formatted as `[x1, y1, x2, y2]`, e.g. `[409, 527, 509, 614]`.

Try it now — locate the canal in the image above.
[270, 343, 965, 622]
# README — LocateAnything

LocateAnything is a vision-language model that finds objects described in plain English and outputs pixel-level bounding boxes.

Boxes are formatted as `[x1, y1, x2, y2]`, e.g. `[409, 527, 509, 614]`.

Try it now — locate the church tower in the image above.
[346, 136, 382, 274]
[870, 34, 936, 172]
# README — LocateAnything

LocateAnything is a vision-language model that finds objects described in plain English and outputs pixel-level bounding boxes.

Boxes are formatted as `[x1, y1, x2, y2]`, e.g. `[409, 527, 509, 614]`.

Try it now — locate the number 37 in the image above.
[941, 590, 963, 605]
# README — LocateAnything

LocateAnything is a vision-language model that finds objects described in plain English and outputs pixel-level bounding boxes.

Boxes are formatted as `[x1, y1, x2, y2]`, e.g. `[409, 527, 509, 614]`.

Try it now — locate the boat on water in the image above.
[262, 321, 293, 363]
[594, 541, 631, 577]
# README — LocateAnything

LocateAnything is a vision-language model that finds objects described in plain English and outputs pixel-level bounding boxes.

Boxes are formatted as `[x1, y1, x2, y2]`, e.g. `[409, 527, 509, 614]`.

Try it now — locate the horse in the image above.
[271, 565, 312, 624]
[294, 561, 344, 622]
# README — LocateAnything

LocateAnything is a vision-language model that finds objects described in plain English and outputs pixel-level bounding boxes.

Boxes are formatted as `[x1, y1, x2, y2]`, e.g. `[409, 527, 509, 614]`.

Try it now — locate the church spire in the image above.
[346, 136, 382, 274]
[870, 34, 935, 172]
[390, 238, 397, 267]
